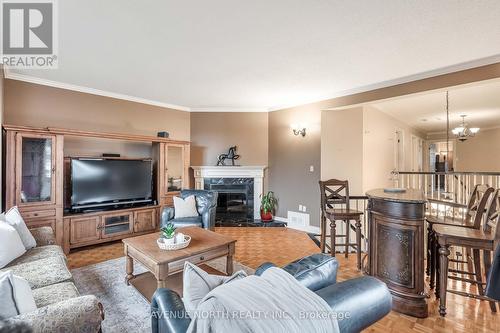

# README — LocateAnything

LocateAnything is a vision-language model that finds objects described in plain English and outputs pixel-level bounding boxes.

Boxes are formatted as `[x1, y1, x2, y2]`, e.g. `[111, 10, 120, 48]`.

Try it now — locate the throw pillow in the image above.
[183, 262, 247, 314]
[0, 223, 26, 269]
[174, 195, 199, 219]
[0, 271, 37, 319]
[4, 207, 36, 250]
[0, 271, 17, 319]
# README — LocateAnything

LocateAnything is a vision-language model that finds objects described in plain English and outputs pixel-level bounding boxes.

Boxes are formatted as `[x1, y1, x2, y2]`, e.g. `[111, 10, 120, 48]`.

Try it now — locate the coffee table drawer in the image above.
[169, 246, 229, 273]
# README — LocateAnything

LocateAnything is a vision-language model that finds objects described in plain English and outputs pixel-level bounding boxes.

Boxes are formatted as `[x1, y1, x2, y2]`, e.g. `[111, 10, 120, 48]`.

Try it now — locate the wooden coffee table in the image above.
[122, 226, 236, 301]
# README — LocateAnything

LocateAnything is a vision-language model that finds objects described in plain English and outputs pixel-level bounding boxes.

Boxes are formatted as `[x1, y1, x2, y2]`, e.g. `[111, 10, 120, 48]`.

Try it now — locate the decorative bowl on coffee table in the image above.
[157, 235, 191, 251]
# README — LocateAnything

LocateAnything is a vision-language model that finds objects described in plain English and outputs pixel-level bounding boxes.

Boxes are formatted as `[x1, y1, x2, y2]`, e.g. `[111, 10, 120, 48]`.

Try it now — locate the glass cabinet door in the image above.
[17, 134, 55, 205]
[166, 145, 184, 193]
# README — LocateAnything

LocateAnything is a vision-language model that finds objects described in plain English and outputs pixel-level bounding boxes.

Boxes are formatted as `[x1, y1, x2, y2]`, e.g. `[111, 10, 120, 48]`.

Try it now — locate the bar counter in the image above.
[366, 188, 428, 318]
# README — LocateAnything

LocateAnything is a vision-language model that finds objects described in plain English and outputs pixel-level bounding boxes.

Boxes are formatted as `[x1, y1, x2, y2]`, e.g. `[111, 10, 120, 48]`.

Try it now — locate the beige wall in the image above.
[190, 112, 268, 166]
[321, 107, 364, 195]
[455, 127, 500, 172]
[4, 80, 190, 158]
[362, 106, 425, 191]
[63, 137, 153, 158]
[321, 106, 425, 195]
[4, 80, 191, 140]
[268, 106, 322, 227]
[362, 107, 394, 192]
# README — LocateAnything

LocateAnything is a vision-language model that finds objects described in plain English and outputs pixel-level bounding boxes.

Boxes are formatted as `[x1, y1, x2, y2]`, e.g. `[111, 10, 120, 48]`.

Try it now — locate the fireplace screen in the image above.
[216, 189, 248, 220]
[204, 178, 254, 226]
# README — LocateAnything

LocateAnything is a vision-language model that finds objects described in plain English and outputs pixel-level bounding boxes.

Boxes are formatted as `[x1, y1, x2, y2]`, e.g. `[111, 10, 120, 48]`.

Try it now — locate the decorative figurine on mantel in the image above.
[216, 146, 240, 166]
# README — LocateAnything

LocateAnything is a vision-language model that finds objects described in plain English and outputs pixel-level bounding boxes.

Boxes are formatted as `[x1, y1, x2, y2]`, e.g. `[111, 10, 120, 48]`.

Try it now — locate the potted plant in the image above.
[160, 222, 176, 245]
[260, 191, 278, 222]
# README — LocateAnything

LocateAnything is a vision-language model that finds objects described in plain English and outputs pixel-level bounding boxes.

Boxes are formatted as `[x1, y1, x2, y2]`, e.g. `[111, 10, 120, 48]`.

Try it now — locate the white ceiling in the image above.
[372, 79, 500, 134]
[7, 0, 500, 111]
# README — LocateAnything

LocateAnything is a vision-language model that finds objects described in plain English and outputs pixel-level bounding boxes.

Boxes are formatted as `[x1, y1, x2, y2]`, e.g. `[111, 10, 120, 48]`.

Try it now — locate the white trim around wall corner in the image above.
[3, 72, 192, 112]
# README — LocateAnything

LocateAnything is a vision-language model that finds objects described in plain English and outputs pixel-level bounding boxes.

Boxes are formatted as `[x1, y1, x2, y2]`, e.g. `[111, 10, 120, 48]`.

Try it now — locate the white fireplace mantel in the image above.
[191, 166, 267, 219]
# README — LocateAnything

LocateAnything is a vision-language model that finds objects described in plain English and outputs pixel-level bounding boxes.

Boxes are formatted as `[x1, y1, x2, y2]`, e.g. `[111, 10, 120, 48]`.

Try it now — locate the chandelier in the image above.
[452, 115, 480, 142]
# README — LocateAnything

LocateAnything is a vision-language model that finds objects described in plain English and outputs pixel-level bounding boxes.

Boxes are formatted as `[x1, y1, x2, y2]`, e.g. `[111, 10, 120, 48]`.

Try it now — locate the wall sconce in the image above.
[291, 124, 307, 137]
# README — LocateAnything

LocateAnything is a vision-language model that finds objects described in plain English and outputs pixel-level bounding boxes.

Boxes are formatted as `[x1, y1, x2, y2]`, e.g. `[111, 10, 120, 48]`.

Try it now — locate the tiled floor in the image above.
[68, 227, 499, 332]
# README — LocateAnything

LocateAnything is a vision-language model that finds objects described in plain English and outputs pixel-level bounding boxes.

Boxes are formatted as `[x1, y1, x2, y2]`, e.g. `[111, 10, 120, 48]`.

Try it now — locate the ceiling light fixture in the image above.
[452, 115, 480, 142]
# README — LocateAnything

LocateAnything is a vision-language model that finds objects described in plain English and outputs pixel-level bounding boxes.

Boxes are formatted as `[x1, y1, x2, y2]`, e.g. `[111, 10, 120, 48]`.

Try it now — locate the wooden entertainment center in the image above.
[3, 125, 191, 254]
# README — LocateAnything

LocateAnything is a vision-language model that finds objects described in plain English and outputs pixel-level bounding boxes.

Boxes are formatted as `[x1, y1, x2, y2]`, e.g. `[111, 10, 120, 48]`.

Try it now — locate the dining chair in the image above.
[426, 184, 492, 289]
[434, 188, 500, 316]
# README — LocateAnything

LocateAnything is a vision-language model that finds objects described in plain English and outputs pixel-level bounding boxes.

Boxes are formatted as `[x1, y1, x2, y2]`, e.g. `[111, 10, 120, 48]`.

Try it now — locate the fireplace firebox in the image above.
[204, 178, 254, 226]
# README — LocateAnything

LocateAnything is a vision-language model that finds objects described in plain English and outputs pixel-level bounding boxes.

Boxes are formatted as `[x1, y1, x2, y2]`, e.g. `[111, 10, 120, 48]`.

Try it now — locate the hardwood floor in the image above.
[68, 227, 499, 332]
[67, 227, 321, 270]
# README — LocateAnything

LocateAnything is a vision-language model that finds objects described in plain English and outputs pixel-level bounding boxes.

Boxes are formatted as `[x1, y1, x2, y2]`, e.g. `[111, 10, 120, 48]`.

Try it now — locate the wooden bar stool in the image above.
[319, 179, 363, 270]
[426, 185, 492, 289]
[434, 188, 500, 316]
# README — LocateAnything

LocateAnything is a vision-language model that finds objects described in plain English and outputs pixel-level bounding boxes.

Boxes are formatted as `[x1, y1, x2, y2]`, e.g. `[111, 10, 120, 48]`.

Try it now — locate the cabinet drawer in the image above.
[168, 246, 229, 273]
[163, 195, 174, 207]
[22, 209, 56, 220]
[26, 218, 56, 231]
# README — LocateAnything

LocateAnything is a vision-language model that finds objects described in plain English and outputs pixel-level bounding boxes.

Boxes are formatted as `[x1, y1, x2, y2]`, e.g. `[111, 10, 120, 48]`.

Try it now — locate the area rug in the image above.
[72, 256, 254, 333]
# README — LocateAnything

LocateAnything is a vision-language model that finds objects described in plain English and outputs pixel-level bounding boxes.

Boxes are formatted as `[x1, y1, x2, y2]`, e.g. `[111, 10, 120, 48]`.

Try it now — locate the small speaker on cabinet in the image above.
[157, 131, 169, 138]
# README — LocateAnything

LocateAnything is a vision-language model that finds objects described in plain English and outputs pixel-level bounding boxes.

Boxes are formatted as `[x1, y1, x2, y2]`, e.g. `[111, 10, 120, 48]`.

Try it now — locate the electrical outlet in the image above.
[299, 205, 303, 211]
[309, 165, 314, 172]
[303, 205, 307, 212]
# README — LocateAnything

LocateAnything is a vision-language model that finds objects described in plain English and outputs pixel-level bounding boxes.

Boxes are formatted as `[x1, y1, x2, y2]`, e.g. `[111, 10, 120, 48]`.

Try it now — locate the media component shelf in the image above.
[64, 205, 160, 250]
[4, 125, 191, 254]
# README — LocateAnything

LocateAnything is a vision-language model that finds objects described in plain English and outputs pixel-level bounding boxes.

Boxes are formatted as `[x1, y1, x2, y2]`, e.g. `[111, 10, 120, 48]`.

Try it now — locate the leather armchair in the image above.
[160, 190, 218, 231]
[151, 253, 392, 333]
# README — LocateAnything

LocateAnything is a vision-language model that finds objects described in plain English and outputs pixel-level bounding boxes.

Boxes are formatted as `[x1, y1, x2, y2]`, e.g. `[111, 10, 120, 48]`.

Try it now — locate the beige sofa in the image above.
[0, 227, 103, 332]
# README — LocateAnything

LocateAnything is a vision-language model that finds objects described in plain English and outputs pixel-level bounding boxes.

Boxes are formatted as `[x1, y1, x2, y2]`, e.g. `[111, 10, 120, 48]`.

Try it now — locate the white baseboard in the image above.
[274, 215, 321, 234]
[288, 223, 321, 234]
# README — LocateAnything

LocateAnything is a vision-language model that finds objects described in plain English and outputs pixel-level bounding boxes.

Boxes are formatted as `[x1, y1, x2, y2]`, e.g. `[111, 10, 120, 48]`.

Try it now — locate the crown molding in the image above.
[4, 54, 500, 114]
[269, 54, 500, 112]
[3, 71, 192, 112]
[4, 71, 268, 113]
[190, 107, 268, 112]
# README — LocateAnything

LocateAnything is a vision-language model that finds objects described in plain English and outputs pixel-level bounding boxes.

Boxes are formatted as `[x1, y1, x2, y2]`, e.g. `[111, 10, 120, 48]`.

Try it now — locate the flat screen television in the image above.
[70, 158, 153, 211]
